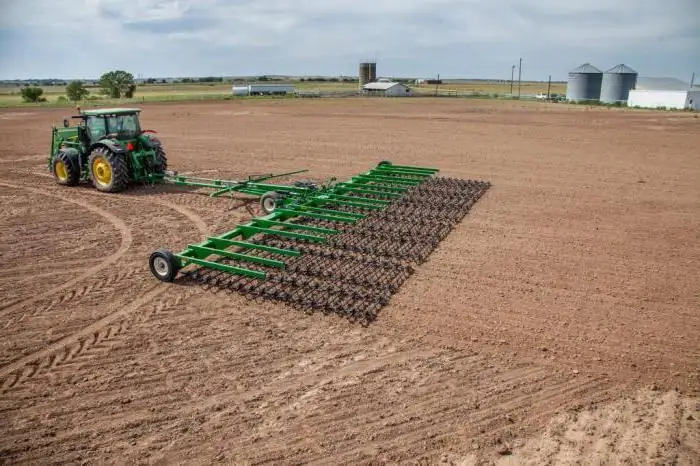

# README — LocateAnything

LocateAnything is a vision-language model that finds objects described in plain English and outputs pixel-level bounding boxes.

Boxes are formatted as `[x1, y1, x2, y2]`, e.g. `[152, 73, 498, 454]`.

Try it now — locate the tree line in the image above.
[20, 70, 137, 102]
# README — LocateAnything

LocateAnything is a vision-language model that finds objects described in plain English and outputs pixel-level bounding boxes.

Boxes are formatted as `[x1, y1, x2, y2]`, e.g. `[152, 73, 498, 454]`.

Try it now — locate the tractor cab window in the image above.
[86, 116, 107, 140]
[106, 114, 140, 139]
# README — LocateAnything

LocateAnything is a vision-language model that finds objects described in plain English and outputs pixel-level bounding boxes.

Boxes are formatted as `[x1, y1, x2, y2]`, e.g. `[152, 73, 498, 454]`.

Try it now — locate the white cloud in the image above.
[0, 0, 698, 79]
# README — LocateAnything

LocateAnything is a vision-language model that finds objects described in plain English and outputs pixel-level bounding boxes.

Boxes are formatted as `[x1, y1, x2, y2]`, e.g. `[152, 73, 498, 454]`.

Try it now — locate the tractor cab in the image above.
[66, 108, 142, 143]
[61, 108, 143, 152]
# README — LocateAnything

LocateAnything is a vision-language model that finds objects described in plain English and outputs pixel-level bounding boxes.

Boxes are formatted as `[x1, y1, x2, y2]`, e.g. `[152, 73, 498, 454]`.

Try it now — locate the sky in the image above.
[0, 0, 698, 81]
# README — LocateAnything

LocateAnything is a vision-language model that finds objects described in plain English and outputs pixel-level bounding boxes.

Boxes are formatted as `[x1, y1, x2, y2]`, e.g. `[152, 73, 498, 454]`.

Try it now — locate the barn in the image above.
[627, 77, 699, 110]
[362, 82, 412, 97]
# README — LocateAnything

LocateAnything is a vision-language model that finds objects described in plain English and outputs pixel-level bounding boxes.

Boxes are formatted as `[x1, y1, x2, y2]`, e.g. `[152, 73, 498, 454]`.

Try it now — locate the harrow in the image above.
[149, 161, 491, 324]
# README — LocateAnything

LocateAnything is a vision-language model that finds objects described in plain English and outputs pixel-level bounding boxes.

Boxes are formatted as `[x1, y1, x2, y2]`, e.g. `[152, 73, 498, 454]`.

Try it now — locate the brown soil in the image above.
[0, 98, 698, 464]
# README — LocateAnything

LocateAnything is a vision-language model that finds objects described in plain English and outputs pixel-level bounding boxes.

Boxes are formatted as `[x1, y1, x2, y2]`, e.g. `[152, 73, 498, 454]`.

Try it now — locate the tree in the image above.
[20, 86, 44, 102]
[98, 70, 136, 98]
[66, 80, 89, 101]
[124, 83, 136, 98]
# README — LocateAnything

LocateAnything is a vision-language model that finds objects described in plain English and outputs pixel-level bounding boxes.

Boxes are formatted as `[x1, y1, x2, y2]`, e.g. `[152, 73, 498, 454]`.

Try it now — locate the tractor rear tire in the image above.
[260, 191, 281, 214]
[52, 151, 80, 186]
[88, 147, 129, 193]
[149, 249, 181, 282]
[154, 146, 168, 173]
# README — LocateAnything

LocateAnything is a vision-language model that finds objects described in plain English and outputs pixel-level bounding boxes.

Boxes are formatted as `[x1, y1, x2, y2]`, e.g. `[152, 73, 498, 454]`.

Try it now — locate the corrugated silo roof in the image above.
[605, 64, 637, 74]
[570, 63, 602, 74]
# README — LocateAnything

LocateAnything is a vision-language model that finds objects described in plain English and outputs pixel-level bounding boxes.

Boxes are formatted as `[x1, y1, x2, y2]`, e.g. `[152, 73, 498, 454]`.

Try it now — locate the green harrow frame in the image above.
[153, 169, 312, 199]
[148, 160, 491, 323]
[149, 161, 439, 281]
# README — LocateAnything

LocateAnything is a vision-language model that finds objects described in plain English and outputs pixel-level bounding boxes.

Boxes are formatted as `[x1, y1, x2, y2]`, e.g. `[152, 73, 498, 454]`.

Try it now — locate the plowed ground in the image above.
[1, 99, 698, 464]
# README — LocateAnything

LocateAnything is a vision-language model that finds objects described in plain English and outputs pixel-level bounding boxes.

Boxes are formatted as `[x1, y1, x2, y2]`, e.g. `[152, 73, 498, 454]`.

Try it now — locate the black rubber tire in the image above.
[260, 191, 280, 214]
[52, 151, 80, 186]
[88, 146, 129, 193]
[378, 160, 393, 167]
[149, 249, 181, 282]
[154, 146, 167, 173]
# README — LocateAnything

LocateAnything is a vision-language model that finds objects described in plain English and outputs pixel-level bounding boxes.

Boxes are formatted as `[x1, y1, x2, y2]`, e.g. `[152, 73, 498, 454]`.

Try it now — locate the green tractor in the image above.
[49, 107, 167, 193]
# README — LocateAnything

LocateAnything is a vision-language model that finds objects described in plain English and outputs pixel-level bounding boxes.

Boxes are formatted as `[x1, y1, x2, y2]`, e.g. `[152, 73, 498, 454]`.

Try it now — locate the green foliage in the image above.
[99, 70, 136, 98]
[20, 85, 44, 102]
[66, 80, 89, 101]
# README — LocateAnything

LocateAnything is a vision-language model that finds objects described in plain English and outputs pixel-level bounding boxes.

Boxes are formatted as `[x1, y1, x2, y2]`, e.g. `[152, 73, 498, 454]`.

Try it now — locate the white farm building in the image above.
[231, 83, 295, 96]
[627, 77, 700, 110]
[362, 82, 412, 97]
[628, 89, 700, 110]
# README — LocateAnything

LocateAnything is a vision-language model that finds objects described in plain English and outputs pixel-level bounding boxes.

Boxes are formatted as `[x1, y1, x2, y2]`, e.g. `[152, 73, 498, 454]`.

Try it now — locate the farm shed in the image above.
[627, 89, 700, 110]
[231, 84, 295, 96]
[363, 82, 412, 97]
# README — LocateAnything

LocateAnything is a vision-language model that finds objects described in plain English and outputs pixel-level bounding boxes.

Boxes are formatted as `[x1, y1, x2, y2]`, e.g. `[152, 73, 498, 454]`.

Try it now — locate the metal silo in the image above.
[566, 63, 603, 101]
[368, 62, 377, 82]
[359, 61, 373, 89]
[600, 64, 638, 104]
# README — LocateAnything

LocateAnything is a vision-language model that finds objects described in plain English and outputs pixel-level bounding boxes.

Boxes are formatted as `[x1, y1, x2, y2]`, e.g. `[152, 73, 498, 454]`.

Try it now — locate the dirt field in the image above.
[1, 98, 698, 465]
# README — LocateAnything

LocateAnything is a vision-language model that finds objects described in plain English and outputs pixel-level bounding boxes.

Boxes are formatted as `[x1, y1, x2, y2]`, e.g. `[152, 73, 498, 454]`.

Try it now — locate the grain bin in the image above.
[359, 61, 374, 89]
[566, 63, 603, 101]
[600, 64, 638, 104]
[368, 62, 377, 82]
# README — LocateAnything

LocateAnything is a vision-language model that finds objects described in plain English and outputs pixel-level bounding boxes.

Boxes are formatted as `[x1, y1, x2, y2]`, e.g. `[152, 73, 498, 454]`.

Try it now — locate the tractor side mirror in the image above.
[63, 119, 69, 128]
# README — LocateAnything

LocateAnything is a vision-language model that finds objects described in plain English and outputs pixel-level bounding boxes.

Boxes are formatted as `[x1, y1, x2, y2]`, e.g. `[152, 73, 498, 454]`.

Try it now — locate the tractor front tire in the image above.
[52, 151, 80, 186]
[149, 249, 181, 282]
[88, 147, 129, 193]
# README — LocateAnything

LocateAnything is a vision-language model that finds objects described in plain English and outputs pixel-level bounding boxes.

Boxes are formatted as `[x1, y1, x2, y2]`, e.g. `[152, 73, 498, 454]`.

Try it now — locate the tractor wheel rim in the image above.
[55, 161, 68, 180]
[92, 157, 112, 186]
[153, 257, 169, 276]
[263, 198, 276, 212]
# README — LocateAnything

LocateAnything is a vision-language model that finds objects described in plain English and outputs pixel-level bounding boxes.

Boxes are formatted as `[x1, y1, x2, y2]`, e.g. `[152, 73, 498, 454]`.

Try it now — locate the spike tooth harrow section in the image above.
[153, 163, 490, 324]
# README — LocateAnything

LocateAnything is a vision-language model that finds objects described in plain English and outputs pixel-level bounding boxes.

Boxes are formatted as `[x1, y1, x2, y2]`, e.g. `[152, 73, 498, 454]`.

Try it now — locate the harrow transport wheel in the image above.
[52, 151, 80, 186]
[260, 191, 281, 214]
[88, 147, 129, 193]
[149, 249, 181, 282]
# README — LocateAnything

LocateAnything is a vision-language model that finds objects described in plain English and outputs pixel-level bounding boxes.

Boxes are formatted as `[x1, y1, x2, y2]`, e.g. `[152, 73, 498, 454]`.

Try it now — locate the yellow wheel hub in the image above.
[92, 157, 112, 186]
[55, 160, 68, 181]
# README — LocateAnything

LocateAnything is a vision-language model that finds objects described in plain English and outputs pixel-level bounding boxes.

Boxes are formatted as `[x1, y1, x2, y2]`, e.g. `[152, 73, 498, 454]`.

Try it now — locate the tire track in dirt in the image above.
[0, 183, 133, 317]
[0, 284, 195, 389]
[148, 197, 211, 239]
[0, 263, 146, 334]
[0, 179, 212, 387]
[0, 289, 195, 392]
[0, 259, 99, 278]
[236, 366, 611, 464]
[497, 388, 700, 465]
[40, 345, 611, 465]
[9, 194, 210, 326]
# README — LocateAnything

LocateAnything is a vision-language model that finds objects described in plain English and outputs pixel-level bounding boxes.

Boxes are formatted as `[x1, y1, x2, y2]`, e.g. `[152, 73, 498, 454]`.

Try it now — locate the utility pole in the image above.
[547, 75, 552, 99]
[435, 73, 440, 96]
[691, 72, 696, 88]
[510, 65, 515, 94]
[517, 58, 522, 98]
